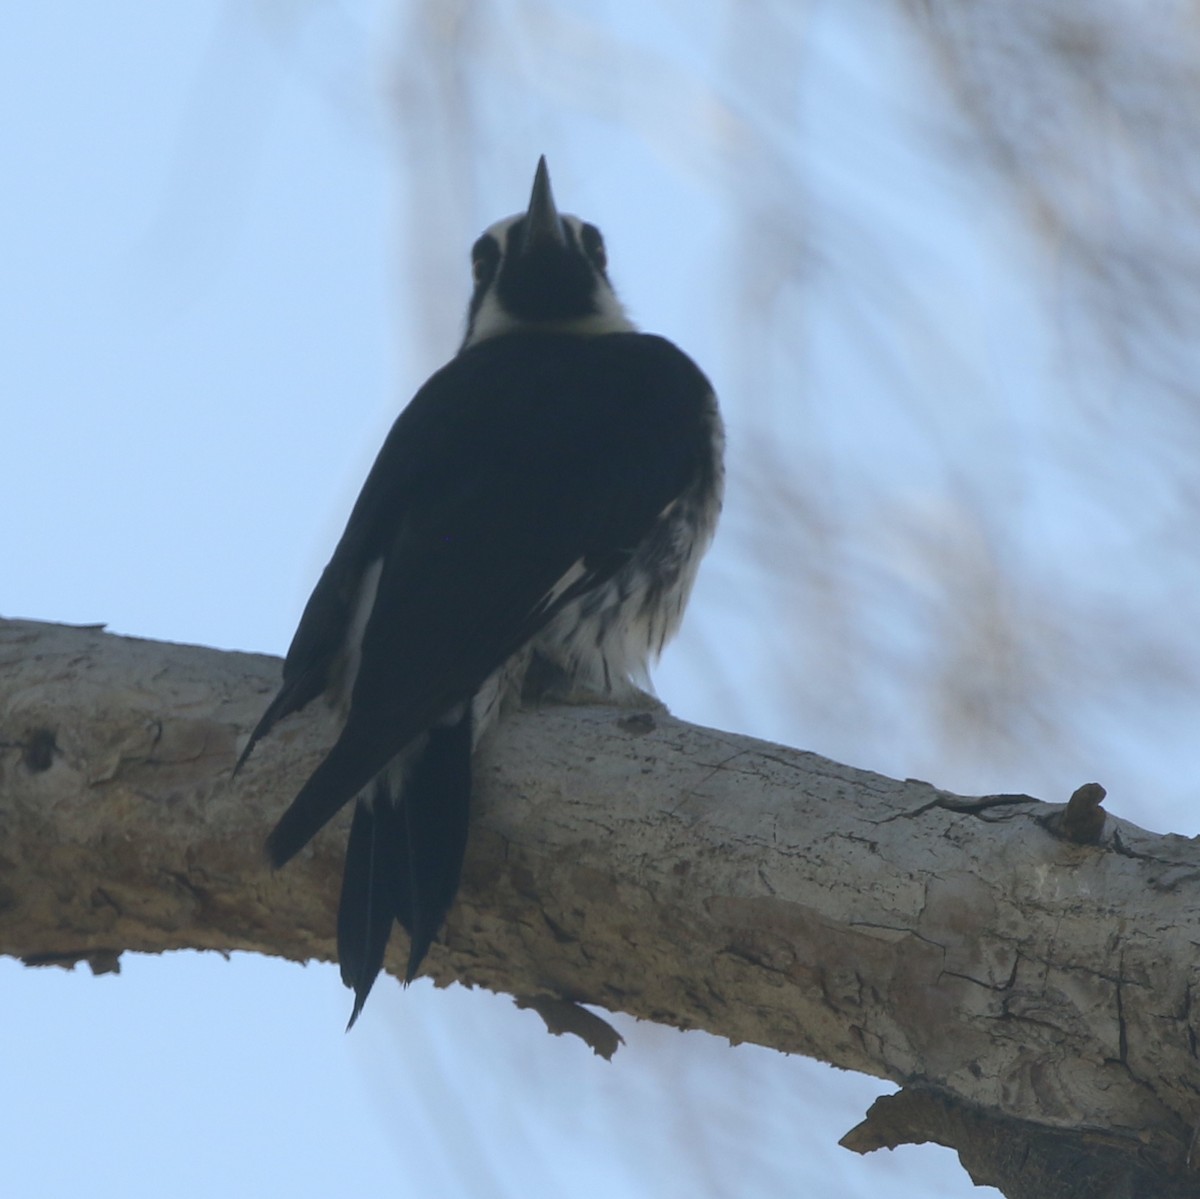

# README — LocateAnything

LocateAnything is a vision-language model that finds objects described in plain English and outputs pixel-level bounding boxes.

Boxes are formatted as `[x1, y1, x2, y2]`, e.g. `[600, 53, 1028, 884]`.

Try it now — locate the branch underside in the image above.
[2, 618, 1199, 1197]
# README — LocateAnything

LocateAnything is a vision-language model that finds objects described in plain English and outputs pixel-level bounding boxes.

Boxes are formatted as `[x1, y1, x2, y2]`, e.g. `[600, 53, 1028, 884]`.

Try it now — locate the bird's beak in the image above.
[521, 156, 565, 253]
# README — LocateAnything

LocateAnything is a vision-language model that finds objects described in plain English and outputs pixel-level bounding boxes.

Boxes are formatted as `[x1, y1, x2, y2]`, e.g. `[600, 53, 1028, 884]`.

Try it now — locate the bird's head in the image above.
[461, 157, 634, 349]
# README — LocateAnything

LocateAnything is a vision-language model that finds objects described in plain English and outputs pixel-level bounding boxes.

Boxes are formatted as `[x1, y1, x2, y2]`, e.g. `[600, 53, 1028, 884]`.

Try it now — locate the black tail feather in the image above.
[265, 738, 379, 869]
[331, 709, 474, 1027]
[337, 796, 405, 1029]
[395, 711, 473, 982]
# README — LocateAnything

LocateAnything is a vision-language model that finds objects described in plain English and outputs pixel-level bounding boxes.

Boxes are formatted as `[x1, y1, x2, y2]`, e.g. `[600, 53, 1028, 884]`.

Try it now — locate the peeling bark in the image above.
[2, 617, 1199, 1196]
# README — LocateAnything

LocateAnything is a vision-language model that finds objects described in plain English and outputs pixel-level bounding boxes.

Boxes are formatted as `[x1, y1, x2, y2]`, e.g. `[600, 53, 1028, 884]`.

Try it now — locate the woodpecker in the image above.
[238, 158, 723, 1026]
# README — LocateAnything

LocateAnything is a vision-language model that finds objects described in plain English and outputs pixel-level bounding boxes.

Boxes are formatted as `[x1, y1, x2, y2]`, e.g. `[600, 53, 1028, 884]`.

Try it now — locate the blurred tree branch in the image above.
[3, 617, 1199, 1197]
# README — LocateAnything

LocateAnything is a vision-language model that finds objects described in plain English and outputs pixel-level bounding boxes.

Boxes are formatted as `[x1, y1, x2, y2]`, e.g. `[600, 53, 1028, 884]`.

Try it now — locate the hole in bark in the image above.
[22, 727, 56, 772]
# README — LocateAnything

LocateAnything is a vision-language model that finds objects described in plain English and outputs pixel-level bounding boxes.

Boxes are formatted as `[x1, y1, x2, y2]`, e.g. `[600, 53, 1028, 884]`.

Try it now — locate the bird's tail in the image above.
[336, 708, 474, 1027]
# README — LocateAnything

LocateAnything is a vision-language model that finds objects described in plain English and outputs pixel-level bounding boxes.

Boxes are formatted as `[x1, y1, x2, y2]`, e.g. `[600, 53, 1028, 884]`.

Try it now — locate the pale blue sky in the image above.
[6, 4, 1190, 1197]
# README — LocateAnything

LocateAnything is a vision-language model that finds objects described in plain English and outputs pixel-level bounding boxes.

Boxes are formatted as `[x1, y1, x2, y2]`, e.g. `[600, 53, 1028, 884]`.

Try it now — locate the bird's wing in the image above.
[234, 402, 419, 772]
[264, 330, 716, 864]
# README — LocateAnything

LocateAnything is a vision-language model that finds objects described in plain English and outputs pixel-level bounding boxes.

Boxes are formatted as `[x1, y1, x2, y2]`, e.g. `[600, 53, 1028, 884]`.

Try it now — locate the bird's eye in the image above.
[470, 235, 499, 288]
[580, 223, 607, 272]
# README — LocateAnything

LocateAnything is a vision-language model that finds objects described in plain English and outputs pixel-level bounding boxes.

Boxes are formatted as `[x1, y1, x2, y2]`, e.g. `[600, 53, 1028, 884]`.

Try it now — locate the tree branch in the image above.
[2, 617, 1199, 1196]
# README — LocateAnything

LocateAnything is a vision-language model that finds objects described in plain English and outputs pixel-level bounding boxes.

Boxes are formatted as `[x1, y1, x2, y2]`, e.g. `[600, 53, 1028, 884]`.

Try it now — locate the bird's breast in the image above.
[532, 397, 723, 701]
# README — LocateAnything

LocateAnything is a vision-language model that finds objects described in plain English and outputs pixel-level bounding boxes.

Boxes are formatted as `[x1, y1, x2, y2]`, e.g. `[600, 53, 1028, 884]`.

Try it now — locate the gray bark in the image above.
[2, 617, 1199, 1197]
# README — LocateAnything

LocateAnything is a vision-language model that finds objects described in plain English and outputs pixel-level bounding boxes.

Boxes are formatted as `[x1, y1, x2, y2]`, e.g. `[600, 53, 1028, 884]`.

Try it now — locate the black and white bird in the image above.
[238, 158, 723, 1026]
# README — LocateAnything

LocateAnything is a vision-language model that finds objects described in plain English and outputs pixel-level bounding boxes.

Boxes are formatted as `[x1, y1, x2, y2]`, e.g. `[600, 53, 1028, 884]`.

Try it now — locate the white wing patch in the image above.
[328, 556, 383, 715]
[541, 557, 588, 609]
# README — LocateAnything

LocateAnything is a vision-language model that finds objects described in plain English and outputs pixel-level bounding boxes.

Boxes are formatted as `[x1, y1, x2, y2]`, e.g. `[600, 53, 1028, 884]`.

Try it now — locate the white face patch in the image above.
[462, 214, 636, 349]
